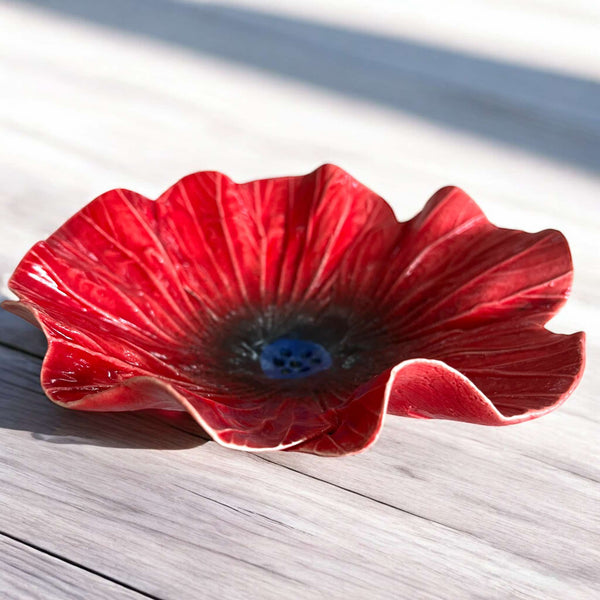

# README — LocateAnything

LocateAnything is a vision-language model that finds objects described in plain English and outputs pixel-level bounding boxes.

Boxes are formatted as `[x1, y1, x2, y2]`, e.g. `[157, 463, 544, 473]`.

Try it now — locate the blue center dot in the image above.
[260, 338, 332, 379]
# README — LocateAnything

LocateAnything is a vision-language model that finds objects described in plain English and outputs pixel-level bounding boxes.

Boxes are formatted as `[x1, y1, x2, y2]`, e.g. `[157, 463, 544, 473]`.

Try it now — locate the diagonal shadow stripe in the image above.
[16, 0, 600, 172]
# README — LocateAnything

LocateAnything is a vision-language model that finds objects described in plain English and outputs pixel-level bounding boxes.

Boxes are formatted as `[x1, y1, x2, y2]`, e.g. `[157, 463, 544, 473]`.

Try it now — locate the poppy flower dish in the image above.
[3, 164, 585, 457]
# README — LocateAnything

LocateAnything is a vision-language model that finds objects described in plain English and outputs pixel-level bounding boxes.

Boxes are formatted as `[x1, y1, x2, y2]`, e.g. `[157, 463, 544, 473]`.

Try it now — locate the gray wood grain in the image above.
[0, 342, 595, 599]
[0, 535, 148, 600]
[0, 309, 47, 358]
[13, 0, 600, 171]
[1, 1, 599, 598]
[1, 343, 598, 599]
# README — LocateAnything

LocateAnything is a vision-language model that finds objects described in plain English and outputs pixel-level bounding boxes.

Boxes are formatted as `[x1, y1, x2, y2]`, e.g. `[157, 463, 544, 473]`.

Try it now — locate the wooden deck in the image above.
[1, 1, 598, 598]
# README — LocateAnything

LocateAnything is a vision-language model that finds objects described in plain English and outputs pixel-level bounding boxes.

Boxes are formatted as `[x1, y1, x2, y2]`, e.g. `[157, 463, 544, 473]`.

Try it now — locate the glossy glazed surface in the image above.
[3, 164, 585, 455]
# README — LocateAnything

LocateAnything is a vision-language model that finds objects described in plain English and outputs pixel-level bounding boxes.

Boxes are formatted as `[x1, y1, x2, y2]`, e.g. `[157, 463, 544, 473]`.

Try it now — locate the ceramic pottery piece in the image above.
[3, 164, 585, 456]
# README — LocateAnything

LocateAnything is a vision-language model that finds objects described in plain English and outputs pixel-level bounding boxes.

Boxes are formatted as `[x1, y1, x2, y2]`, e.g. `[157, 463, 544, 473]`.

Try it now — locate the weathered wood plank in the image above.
[218, 0, 600, 80]
[1, 343, 597, 599]
[0, 535, 149, 600]
[0, 309, 47, 358]
[3, 319, 597, 592]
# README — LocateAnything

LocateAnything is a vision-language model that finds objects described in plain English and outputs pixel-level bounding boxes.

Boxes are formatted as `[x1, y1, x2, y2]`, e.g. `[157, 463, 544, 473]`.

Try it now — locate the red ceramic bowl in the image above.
[3, 165, 585, 456]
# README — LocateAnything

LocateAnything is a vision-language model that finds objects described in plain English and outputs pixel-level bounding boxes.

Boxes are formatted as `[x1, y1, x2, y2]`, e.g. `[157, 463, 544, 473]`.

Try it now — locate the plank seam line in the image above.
[0, 531, 164, 600]
[254, 457, 558, 566]
[255, 455, 485, 539]
[0, 340, 44, 361]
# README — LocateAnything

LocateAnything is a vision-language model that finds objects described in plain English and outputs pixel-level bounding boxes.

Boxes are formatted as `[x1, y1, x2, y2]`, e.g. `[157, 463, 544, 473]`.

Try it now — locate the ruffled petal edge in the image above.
[286, 371, 391, 457]
[2, 300, 386, 454]
[386, 332, 585, 425]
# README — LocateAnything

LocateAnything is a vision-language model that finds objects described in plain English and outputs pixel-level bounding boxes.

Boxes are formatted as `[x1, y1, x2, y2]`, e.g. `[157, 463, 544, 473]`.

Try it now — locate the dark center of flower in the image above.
[192, 304, 403, 398]
[259, 337, 332, 379]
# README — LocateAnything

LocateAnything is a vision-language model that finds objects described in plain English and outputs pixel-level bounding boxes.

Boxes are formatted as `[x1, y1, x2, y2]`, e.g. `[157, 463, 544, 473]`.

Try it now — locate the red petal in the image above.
[377, 187, 573, 334]
[7, 189, 205, 366]
[388, 325, 585, 423]
[172, 387, 342, 451]
[156, 164, 399, 312]
[39, 335, 180, 405]
[288, 372, 390, 456]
